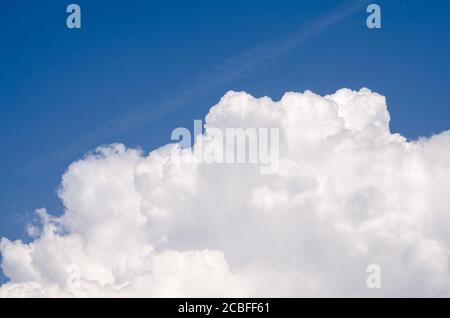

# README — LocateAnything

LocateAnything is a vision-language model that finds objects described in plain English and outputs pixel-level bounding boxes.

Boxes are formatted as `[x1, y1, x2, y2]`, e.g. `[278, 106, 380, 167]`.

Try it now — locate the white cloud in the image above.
[1, 88, 450, 297]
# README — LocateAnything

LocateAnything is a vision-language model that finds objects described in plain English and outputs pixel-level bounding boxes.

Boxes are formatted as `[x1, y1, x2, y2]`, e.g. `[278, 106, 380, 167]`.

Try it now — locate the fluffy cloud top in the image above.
[1, 88, 450, 297]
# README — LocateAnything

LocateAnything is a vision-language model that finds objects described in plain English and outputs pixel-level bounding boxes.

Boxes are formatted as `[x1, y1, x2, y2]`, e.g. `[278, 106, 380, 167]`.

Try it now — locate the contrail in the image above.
[24, 0, 369, 173]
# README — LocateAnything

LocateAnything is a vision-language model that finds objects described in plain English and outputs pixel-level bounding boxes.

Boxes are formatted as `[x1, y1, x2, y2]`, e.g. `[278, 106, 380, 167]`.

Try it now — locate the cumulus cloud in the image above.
[1, 88, 450, 297]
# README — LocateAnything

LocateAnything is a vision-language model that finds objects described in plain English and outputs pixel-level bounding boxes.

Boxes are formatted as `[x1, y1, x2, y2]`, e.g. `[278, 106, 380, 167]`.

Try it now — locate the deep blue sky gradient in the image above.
[0, 0, 449, 282]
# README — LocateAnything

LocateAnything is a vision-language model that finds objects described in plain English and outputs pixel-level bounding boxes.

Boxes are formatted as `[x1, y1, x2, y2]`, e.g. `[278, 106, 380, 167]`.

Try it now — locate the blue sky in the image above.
[0, 0, 449, 283]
